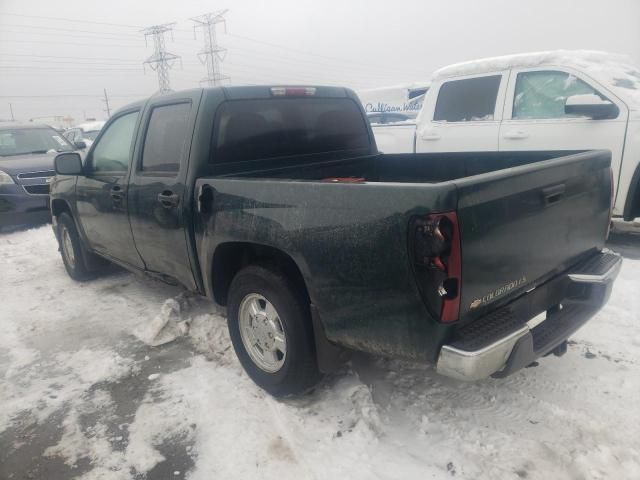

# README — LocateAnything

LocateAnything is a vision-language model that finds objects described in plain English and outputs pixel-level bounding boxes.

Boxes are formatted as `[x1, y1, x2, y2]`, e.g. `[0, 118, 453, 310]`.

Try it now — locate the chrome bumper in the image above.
[436, 252, 622, 382]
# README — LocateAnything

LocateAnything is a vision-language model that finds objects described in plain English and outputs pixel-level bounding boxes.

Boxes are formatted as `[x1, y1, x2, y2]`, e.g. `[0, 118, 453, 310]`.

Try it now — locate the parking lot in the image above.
[1, 225, 639, 480]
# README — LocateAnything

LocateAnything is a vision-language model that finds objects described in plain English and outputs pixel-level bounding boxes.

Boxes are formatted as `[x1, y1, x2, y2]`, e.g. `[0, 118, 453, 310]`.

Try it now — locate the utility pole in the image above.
[102, 88, 111, 118]
[142, 23, 181, 94]
[9, 103, 15, 121]
[190, 11, 229, 87]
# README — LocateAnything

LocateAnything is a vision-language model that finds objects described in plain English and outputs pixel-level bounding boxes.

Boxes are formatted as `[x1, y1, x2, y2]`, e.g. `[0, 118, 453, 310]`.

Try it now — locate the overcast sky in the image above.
[1, 0, 639, 122]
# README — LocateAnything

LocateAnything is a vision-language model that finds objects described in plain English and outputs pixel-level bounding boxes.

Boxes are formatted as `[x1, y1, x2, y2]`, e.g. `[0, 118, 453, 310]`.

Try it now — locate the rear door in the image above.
[454, 150, 612, 322]
[499, 67, 628, 214]
[415, 72, 508, 153]
[127, 91, 201, 290]
[75, 109, 144, 268]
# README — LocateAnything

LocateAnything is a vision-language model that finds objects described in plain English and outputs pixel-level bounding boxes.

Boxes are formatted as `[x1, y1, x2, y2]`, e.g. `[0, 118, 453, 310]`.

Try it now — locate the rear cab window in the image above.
[212, 98, 371, 164]
[434, 75, 502, 122]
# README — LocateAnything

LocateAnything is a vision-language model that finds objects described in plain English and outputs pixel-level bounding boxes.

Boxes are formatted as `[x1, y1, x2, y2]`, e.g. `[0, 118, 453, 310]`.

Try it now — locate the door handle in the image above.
[502, 129, 529, 140]
[542, 184, 565, 206]
[110, 185, 123, 201]
[421, 131, 441, 141]
[157, 191, 180, 208]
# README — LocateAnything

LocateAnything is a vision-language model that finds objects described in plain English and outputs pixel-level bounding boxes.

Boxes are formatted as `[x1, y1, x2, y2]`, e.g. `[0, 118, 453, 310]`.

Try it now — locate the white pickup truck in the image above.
[373, 51, 640, 229]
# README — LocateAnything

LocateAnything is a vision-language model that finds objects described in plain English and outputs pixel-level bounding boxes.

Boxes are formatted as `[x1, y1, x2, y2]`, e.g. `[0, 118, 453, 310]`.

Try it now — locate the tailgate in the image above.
[455, 150, 612, 323]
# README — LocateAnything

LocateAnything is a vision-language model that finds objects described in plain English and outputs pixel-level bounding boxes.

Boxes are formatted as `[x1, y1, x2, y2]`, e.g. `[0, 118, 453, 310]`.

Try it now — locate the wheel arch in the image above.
[213, 241, 346, 374]
[50, 198, 72, 219]
[211, 242, 311, 307]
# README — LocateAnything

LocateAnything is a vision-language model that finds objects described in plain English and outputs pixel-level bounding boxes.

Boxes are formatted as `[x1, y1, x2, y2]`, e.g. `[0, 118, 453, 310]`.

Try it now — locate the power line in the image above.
[0, 94, 148, 98]
[0, 38, 147, 49]
[0, 12, 143, 29]
[142, 23, 181, 94]
[0, 23, 142, 38]
[190, 11, 229, 86]
[223, 33, 389, 70]
[0, 53, 140, 62]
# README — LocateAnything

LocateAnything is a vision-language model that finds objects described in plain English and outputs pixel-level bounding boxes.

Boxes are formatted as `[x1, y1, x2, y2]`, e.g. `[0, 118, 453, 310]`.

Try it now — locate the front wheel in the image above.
[56, 212, 103, 281]
[227, 265, 321, 396]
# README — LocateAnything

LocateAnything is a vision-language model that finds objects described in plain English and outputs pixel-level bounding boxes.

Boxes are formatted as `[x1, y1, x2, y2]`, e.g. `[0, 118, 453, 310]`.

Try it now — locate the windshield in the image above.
[0, 127, 75, 156]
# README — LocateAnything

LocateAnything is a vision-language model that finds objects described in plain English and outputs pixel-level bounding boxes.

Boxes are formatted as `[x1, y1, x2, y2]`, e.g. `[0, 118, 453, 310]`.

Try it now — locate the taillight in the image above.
[270, 87, 317, 97]
[411, 212, 461, 322]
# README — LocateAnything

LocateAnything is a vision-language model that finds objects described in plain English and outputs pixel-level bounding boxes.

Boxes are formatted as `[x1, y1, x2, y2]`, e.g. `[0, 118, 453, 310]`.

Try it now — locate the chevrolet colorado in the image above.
[50, 85, 620, 396]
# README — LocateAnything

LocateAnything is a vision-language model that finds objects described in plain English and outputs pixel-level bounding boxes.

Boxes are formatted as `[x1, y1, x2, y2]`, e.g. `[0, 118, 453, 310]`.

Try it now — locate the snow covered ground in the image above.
[1, 226, 639, 480]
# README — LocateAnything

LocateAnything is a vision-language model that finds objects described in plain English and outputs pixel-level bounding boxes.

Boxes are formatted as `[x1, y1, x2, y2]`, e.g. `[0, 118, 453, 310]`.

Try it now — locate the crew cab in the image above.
[372, 51, 640, 231]
[50, 85, 620, 396]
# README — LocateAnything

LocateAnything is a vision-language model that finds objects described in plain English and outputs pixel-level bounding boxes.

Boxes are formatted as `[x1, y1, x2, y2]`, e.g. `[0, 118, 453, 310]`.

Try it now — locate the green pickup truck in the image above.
[50, 85, 621, 396]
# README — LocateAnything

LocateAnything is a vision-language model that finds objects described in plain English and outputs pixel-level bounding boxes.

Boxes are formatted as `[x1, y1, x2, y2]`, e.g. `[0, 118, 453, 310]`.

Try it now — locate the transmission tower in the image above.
[142, 23, 181, 94]
[190, 11, 229, 87]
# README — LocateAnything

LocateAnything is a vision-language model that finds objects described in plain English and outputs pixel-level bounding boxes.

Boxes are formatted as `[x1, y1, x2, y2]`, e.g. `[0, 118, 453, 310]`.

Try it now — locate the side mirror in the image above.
[54, 152, 83, 176]
[74, 140, 87, 150]
[565, 94, 619, 120]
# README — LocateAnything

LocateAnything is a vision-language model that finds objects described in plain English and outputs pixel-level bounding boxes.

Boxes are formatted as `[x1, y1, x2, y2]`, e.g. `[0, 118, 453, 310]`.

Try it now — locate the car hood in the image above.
[0, 152, 57, 177]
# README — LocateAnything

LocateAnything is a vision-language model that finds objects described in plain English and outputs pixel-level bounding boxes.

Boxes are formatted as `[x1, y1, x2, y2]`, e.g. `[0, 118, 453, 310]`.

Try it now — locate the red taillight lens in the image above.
[412, 212, 461, 323]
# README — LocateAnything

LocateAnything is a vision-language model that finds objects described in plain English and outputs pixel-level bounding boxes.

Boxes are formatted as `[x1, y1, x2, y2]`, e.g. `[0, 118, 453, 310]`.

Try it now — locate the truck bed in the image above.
[212, 150, 580, 184]
[196, 149, 612, 360]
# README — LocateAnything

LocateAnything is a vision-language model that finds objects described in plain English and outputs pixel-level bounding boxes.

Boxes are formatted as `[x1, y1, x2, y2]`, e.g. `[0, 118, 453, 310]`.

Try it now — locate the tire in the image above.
[56, 212, 101, 281]
[227, 264, 321, 396]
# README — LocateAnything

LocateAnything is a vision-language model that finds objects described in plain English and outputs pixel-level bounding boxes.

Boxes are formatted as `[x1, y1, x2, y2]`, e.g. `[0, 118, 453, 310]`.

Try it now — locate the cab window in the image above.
[141, 102, 192, 173]
[434, 75, 501, 122]
[512, 71, 607, 119]
[90, 111, 139, 173]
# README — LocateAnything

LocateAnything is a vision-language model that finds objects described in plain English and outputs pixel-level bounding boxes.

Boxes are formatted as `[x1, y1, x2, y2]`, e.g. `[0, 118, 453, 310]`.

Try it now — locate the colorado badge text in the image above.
[469, 276, 527, 310]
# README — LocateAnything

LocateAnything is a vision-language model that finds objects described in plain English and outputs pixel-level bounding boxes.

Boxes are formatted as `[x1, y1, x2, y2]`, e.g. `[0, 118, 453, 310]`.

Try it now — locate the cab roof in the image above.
[115, 85, 356, 113]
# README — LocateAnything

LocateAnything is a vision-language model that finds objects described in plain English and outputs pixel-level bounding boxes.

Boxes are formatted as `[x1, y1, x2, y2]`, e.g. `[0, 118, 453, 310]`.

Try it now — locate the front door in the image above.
[499, 67, 628, 215]
[415, 72, 508, 153]
[127, 92, 201, 290]
[75, 109, 144, 269]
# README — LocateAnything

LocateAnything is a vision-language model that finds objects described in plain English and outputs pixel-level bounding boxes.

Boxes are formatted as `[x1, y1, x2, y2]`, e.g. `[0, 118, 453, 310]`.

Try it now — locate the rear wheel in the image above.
[56, 212, 105, 281]
[227, 264, 321, 396]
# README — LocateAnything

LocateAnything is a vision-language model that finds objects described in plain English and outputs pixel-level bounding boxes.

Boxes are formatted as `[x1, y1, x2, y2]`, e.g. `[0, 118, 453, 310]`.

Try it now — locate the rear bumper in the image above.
[611, 217, 640, 234]
[436, 251, 621, 381]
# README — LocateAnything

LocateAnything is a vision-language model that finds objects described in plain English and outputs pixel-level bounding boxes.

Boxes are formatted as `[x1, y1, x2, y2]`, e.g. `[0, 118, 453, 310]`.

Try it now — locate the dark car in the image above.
[0, 124, 76, 231]
[50, 86, 619, 396]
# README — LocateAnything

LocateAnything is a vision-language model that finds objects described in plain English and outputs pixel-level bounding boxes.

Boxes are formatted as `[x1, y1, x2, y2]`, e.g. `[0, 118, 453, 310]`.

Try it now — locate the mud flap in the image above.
[310, 304, 351, 373]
